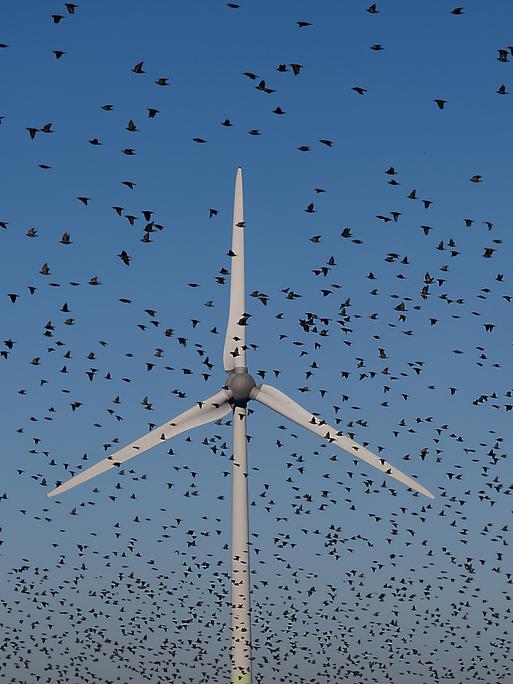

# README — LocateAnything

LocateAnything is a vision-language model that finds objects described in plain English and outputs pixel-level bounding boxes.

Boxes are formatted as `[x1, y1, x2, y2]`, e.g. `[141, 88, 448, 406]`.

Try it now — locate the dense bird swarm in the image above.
[0, 1, 512, 683]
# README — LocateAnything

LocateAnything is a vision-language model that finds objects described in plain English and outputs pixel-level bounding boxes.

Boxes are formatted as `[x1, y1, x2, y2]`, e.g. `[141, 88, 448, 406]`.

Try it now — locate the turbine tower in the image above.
[47, 167, 434, 684]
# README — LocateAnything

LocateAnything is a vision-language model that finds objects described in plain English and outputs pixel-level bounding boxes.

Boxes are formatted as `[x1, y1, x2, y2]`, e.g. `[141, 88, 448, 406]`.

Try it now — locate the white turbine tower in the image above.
[47, 167, 434, 684]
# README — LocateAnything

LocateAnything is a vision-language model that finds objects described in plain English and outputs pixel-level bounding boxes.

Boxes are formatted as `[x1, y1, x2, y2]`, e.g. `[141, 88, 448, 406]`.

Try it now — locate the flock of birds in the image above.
[1, 2, 513, 683]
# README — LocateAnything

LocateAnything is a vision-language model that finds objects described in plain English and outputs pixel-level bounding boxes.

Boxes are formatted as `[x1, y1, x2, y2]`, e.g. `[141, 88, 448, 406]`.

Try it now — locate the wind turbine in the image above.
[47, 167, 434, 684]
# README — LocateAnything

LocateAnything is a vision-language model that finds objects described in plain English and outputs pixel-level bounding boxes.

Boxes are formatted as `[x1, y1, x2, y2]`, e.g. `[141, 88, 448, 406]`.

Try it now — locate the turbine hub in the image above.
[226, 368, 256, 406]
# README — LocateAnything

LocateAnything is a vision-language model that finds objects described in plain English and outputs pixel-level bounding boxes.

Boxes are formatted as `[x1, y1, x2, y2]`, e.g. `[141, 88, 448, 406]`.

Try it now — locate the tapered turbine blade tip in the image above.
[47, 482, 68, 497]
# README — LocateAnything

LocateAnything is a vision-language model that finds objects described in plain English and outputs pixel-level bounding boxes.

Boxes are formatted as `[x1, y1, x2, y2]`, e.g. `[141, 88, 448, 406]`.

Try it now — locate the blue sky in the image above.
[1, 1, 513, 682]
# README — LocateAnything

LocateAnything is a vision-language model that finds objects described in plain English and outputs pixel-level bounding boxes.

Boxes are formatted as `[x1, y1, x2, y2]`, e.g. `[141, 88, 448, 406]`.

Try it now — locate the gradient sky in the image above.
[1, 1, 513, 682]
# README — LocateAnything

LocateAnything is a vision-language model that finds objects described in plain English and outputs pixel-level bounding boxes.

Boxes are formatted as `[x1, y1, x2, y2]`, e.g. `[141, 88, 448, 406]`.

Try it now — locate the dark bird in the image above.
[434, 99, 447, 109]
[255, 79, 275, 93]
[118, 250, 131, 266]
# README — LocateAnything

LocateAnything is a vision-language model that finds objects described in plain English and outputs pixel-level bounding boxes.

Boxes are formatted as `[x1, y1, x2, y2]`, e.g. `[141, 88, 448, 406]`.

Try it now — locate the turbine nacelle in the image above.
[225, 368, 258, 407]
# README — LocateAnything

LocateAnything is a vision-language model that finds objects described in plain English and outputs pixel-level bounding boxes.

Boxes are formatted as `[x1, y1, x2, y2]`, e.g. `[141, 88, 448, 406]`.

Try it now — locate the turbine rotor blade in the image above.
[47, 389, 232, 497]
[253, 384, 434, 499]
[223, 167, 247, 372]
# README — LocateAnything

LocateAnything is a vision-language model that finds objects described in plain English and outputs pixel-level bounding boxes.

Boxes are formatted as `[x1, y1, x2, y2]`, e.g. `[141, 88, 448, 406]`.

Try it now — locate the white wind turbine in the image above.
[47, 167, 434, 684]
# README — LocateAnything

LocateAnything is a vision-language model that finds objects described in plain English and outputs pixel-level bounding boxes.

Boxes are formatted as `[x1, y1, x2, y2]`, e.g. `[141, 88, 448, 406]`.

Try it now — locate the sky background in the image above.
[1, 1, 513, 682]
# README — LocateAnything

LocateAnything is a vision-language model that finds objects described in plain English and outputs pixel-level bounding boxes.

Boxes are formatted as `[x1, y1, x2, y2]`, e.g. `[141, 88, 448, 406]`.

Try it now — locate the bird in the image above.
[118, 250, 131, 265]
